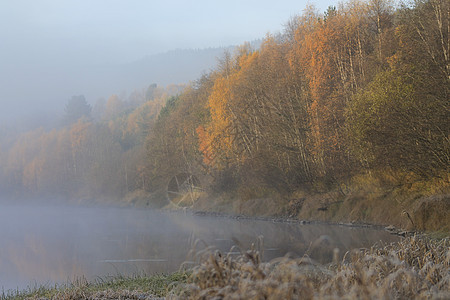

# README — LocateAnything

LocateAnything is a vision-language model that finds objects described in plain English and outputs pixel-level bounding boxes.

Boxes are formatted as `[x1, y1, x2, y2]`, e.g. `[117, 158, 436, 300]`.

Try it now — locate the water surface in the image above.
[0, 204, 399, 291]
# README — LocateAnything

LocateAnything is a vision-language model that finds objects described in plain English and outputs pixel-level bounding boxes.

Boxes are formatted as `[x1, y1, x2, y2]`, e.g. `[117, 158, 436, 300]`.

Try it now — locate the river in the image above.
[0, 204, 400, 291]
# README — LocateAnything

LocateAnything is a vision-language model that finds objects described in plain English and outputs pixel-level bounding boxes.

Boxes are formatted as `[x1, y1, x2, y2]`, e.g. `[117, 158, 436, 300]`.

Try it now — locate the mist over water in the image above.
[0, 203, 399, 291]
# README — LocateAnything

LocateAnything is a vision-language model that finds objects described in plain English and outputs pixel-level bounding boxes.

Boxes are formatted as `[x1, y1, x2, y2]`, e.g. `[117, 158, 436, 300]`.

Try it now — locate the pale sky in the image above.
[0, 0, 337, 122]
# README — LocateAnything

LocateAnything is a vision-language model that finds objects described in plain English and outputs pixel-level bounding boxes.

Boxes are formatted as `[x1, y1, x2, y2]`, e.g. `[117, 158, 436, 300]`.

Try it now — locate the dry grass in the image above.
[173, 236, 449, 299]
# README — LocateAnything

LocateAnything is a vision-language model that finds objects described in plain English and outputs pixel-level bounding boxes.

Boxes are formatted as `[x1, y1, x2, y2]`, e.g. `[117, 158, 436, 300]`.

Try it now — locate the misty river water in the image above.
[0, 204, 400, 291]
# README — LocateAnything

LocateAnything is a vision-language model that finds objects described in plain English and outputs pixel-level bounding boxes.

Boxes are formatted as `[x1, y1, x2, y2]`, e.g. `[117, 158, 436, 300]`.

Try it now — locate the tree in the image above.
[145, 83, 158, 101]
[103, 94, 124, 121]
[63, 95, 92, 126]
[367, 0, 395, 61]
[347, 70, 448, 176]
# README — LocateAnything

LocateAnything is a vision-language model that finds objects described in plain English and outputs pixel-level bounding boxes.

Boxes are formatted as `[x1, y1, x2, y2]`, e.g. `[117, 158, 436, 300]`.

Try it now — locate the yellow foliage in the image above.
[203, 75, 234, 166]
[70, 119, 92, 151]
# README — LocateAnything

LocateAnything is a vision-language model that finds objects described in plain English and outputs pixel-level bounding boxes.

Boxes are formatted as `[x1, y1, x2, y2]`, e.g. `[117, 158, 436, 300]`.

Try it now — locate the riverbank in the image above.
[187, 174, 450, 236]
[7, 236, 449, 299]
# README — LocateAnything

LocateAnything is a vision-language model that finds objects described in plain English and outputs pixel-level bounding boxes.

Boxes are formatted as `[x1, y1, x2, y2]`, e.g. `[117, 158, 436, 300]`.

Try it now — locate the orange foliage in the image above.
[204, 75, 234, 164]
[196, 125, 214, 166]
[70, 119, 92, 152]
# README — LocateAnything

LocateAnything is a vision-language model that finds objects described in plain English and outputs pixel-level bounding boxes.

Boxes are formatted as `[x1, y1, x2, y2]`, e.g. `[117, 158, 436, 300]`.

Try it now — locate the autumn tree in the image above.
[84, 124, 124, 198]
[367, 0, 395, 62]
[144, 75, 212, 201]
[103, 95, 124, 121]
[289, 5, 348, 181]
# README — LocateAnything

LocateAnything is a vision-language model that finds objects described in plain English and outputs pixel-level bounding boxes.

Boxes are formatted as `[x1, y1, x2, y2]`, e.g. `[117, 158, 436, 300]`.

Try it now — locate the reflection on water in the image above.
[0, 204, 400, 291]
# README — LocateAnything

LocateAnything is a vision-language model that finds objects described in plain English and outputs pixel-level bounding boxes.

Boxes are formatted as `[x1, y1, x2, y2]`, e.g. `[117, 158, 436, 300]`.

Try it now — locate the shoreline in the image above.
[189, 209, 416, 237]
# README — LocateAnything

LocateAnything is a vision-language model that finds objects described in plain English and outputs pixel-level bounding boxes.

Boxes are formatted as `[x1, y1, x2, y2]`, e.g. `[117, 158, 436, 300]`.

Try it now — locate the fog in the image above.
[0, 0, 362, 292]
[0, 204, 399, 291]
[0, 47, 227, 124]
[0, 0, 335, 123]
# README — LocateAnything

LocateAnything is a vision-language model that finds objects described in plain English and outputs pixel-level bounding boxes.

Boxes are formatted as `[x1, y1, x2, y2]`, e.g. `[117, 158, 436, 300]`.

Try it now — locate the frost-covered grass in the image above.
[176, 236, 449, 299]
[2, 272, 188, 300]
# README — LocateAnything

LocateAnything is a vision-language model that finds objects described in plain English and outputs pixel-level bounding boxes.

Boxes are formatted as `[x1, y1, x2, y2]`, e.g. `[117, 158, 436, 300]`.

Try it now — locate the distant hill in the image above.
[120, 47, 233, 86]
[85, 47, 234, 99]
[88, 39, 262, 96]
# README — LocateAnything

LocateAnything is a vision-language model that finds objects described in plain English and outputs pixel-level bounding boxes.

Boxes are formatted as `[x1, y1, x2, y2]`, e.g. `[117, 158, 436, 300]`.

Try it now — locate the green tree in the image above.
[347, 70, 448, 176]
[63, 95, 92, 126]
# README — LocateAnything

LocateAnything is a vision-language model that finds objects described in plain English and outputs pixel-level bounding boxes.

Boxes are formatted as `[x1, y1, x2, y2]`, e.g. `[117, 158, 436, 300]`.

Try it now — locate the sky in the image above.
[0, 0, 336, 123]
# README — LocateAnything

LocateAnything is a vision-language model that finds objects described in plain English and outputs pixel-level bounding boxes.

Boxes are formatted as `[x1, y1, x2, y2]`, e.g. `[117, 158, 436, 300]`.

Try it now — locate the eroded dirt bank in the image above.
[189, 186, 449, 236]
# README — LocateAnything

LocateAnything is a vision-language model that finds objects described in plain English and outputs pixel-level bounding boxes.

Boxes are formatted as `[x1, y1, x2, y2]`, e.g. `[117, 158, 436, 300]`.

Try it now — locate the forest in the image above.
[0, 84, 185, 202]
[0, 0, 448, 220]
